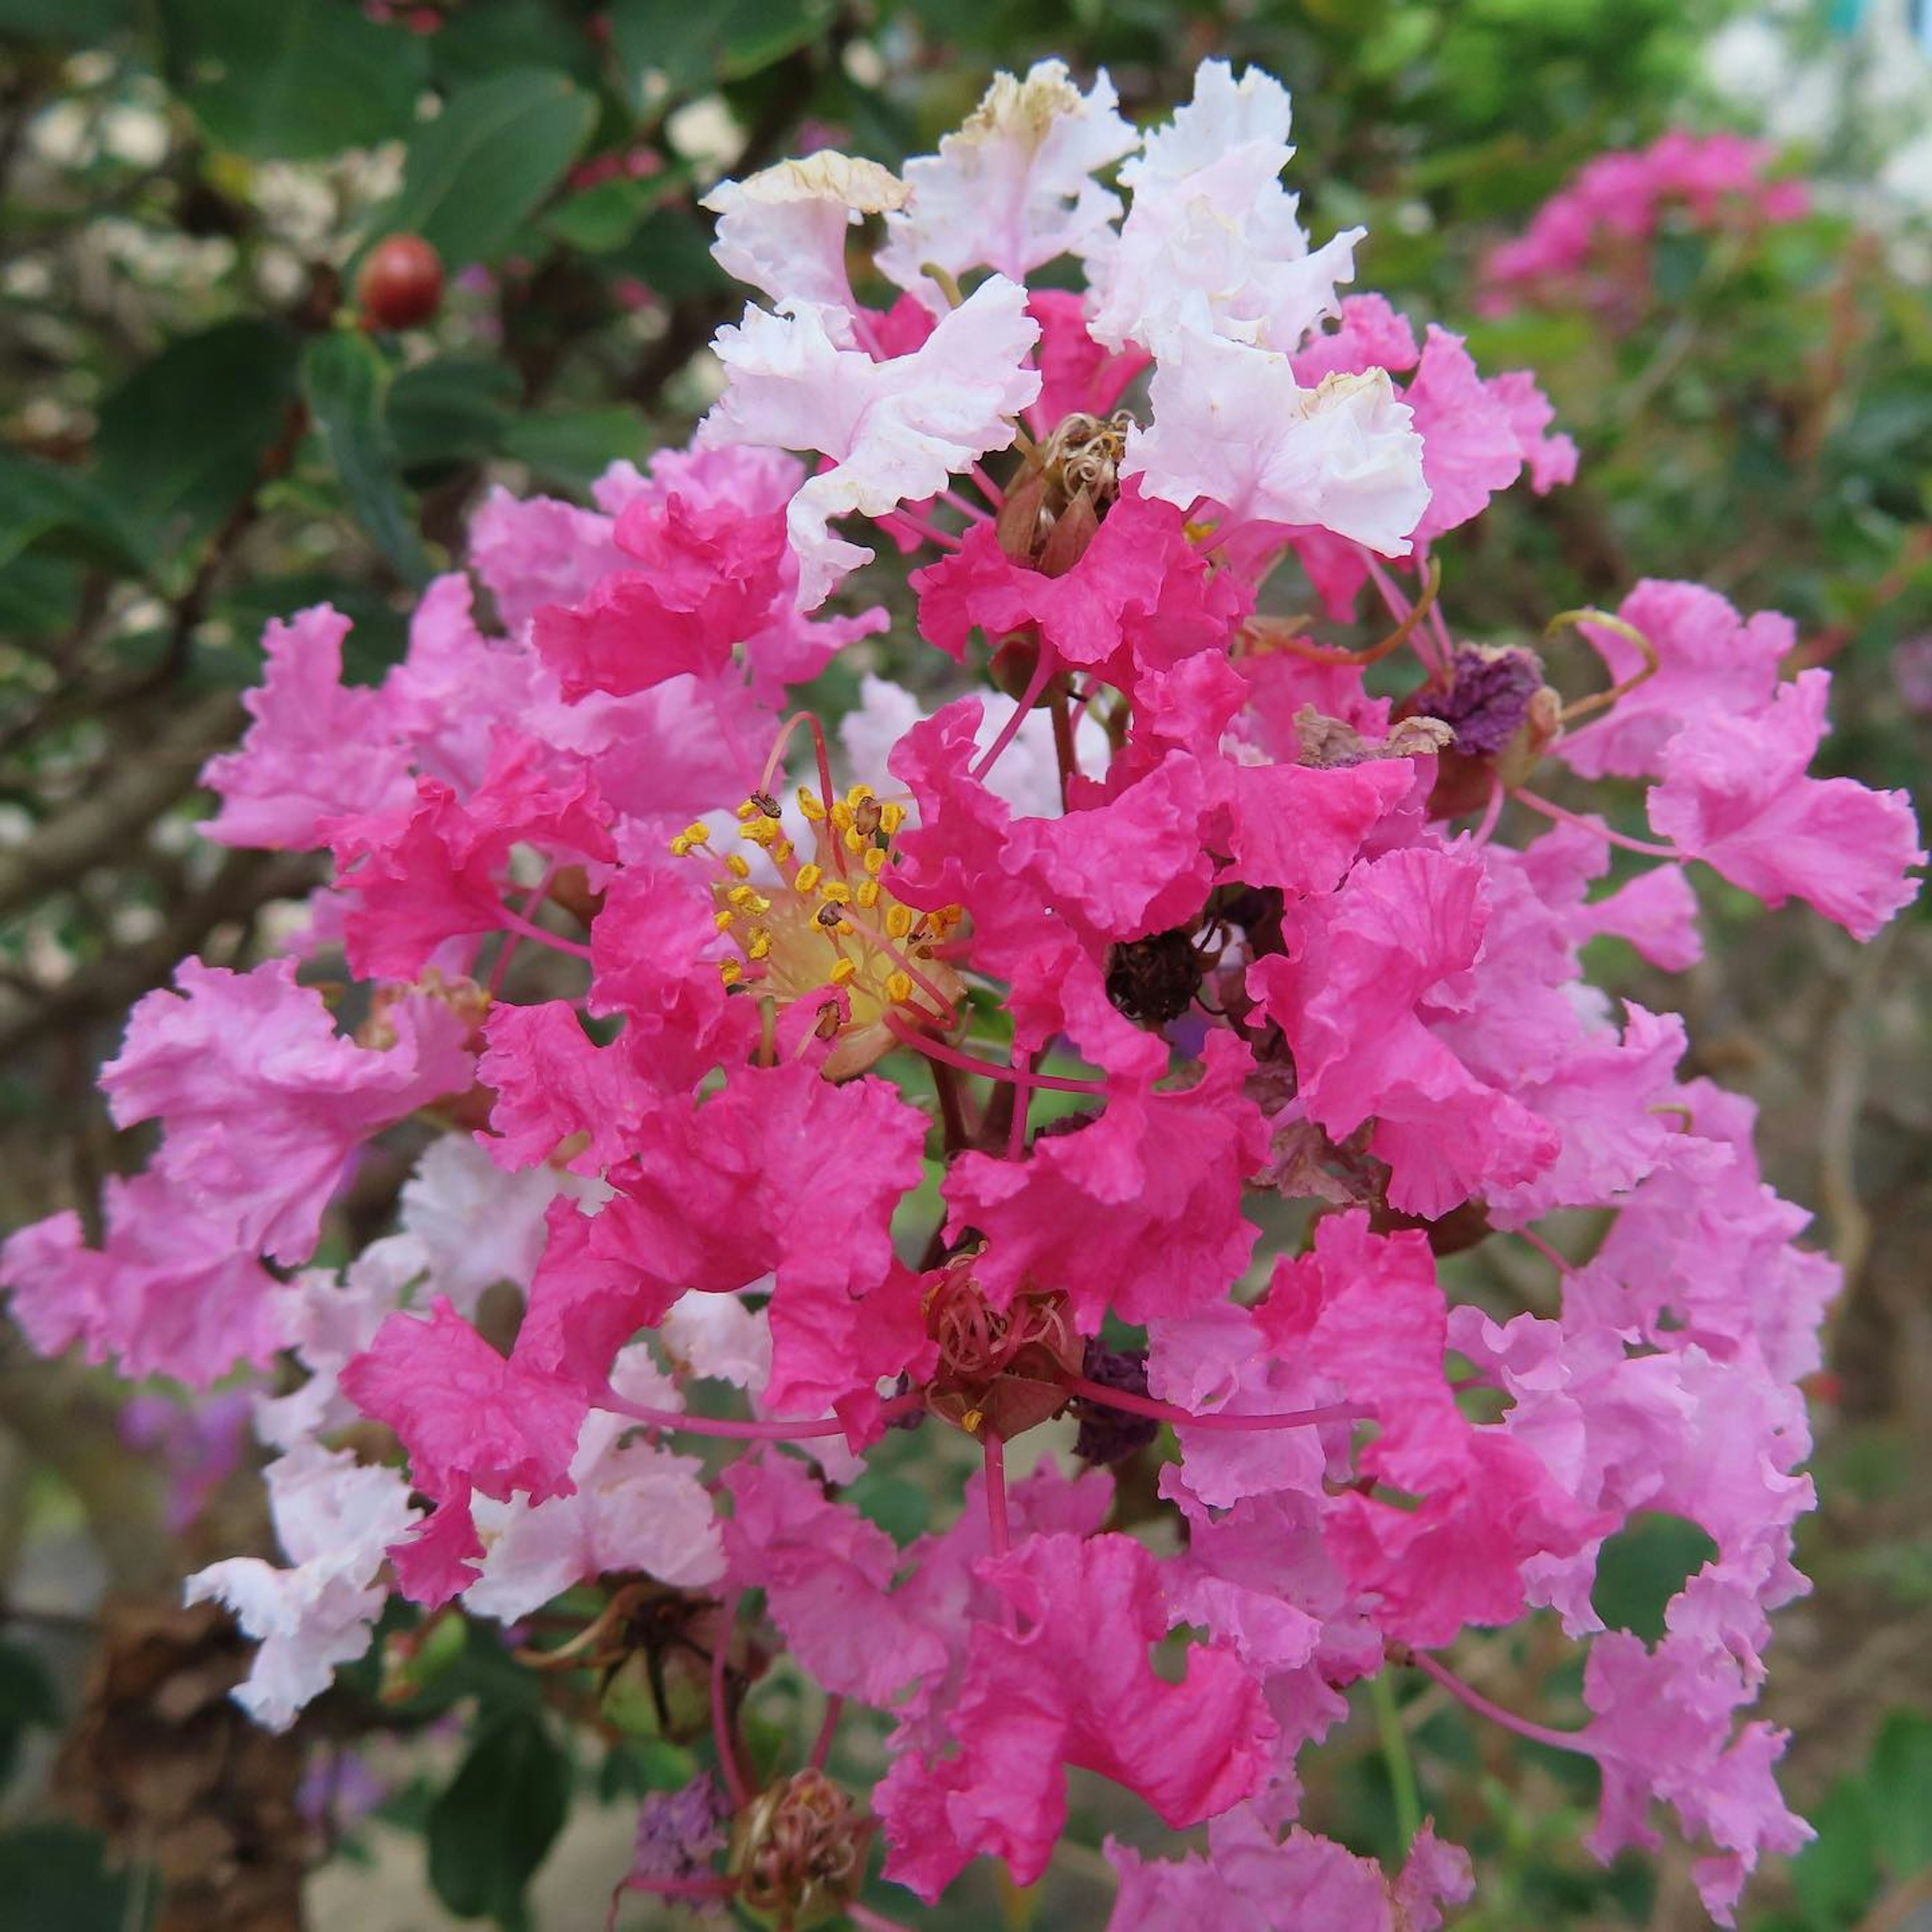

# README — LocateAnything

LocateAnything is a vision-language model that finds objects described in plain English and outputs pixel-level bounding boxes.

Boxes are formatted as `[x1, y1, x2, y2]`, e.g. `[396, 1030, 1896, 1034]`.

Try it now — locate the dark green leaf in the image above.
[0, 0, 134, 44]
[1590, 1512, 1718, 1644]
[0, 1642, 58, 1787]
[0, 1823, 137, 1932]
[502, 407, 647, 492]
[388, 356, 519, 472]
[301, 333, 433, 586]
[1790, 1777, 1880, 1928]
[372, 69, 598, 273]
[608, 0, 834, 95]
[426, 1712, 570, 1924]
[157, 0, 428, 159]
[618, 206, 730, 300]
[1868, 1708, 1932, 1879]
[0, 453, 145, 577]
[94, 319, 299, 583]
[543, 177, 657, 255]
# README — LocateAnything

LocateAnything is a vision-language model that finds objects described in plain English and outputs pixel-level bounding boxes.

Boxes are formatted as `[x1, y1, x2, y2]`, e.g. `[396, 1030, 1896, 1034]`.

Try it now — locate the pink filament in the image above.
[1410, 1650, 1598, 1759]
[1063, 1374, 1362, 1434]
[983, 1433, 1011, 1557]
[1510, 786, 1685, 860]
[884, 1016, 1110, 1096]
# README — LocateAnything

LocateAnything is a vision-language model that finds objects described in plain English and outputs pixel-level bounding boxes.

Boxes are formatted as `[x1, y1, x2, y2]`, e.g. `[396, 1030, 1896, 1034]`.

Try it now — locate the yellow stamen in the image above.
[855, 879, 881, 909]
[724, 853, 751, 879]
[727, 885, 771, 913]
[846, 784, 875, 807]
[886, 905, 914, 939]
[829, 800, 855, 833]
[797, 788, 827, 821]
[679, 821, 710, 847]
[879, 802, 906, 835]
[714, 910, 736, 932]
[747, 928, 772, 961]
[828, 958, 857, 986]
[863, 847, 887, 876]
[720, 959, 743, 986]
[793, 863, 824, 895]
[885, 971, 914, 1003]
[820, 880, 852, 905]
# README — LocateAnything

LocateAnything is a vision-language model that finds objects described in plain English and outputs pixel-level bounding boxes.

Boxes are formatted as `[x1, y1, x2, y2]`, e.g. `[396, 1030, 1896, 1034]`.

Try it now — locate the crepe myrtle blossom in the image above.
[3, 56, 1922, 1932]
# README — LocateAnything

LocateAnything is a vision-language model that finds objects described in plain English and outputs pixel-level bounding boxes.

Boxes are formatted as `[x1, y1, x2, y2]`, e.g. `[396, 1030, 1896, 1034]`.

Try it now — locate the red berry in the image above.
[356, 233, 444, 331]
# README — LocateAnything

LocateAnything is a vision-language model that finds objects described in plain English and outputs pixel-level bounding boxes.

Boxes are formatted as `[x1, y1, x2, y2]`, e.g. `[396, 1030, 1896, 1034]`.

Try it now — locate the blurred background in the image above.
[0, 1, 1928, 1927]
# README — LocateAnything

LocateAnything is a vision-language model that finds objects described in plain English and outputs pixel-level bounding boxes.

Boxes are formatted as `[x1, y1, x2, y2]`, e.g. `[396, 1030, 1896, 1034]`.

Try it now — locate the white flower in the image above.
[186, 1443, 418, 1729]
[698, 278, 1041, 609]
[1123, 318, 1429, 553]
[878, 61, 1138, 305]
[464, 1347, 723, 1623]
[399, 1132, 572, 1318]
[702, 152, 909, 311]
[1087, 58, 1361, 358]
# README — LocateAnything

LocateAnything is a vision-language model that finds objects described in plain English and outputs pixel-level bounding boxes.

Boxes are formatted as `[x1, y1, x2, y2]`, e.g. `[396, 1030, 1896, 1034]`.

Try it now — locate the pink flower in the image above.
[1249, 846, 1560, 1218]
[2, 1174, 282, 1388]
[199, 606, 413, 850]
[101, 958, 472, 1265]
[1649, 669, 1924, 938]
[877, 1531, 1276, 1900]
[944, 1031, 1268, 1327]
[1107, 1811, 1473, 1932]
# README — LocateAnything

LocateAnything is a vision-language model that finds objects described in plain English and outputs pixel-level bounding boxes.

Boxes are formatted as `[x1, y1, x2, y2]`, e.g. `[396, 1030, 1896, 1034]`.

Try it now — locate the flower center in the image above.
[922, 1251, 1080, 1441]
[669, 781, 964, 1079]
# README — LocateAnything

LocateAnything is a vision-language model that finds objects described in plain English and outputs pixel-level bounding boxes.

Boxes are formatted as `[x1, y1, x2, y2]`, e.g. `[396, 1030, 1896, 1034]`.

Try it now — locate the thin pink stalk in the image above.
[1468, 768, 1506, 846]
[1363, 552, 1446, 678]
[488, 864, 562, 997]
[971, 643, 1056, 780]
[1410, 1650, 1598, 1759]
[1510, 787, 1684, 860]
[884, 1016, 1110, 1095]
[598, 1388, 923, 1441]
[1062, 1374, 1361, 1434]
[808, 1694, 844, 1773]
[983, 1433, 1010, 1557]
[497, 908, 593, 960]
[849, 1906, 920, 1932]
[711, 1590, 750, 1809]
[1005, 1051, 1030, 1161]
[969, 461, 1006, 509]
[884, 507, 963, 551]
[939, 485, 992, 524]
[1515, 1227, 1575, 1274]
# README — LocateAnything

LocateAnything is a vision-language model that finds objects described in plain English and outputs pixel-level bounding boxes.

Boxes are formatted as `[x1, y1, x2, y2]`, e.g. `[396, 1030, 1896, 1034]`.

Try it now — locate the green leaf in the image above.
[0, 1824, 137, 1932]
[608, 0, 834, 95]
[1868, 1708, 1932, 1879]
[502, 407, 647, 492]
[1790, 1778, 1880, 1928]
[543, 177, 657, 255]
[0, 453, 145, 577]
[94, 318, 299, 583]
[388, 356, 519, 473]
[0, 1642, 57, 1788]
[157, 0, 428, 159]
[301, 333, 433, 585]
[0, 0, 135, 45]
[1589, 1512, 1718, 1644]
[372, 69, 598, 274]
[426, 1712, 570, 1925]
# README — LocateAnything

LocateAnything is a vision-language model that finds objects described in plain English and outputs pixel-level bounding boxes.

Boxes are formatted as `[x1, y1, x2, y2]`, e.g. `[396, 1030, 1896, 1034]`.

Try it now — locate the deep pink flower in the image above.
[877, 1531, 1276, 1900]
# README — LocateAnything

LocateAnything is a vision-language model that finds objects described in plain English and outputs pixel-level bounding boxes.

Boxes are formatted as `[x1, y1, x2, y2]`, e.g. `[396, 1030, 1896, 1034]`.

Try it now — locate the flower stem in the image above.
[1372, 1668, 1423, 1850]
[597, 1388, 923, 1441]
[1509, 787, 1684, 860]
[1061, 1374, 1360, 1433]
[497, 908, 594, 960]
[984, 1432, 1010, 1557]
[1409, 1649, 1597, 1758]
[710, 1590, 750, 1809]
[808, 1693, 843, 1773]
[884, 1017, 1110, 1096]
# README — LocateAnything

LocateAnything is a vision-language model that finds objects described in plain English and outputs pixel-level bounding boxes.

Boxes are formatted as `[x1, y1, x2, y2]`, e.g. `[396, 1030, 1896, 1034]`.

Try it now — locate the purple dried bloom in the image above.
[1072, 1338, 1160, 1466]
[632, 1771, 731, 1883]
[1411, 645, 1546, 755]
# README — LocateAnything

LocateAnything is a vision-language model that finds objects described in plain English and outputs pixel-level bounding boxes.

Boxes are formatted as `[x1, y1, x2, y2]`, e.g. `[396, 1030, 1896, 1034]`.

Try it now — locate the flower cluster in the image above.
[1480, 128, 1811, 317]
[7, 57, 1922, 1930]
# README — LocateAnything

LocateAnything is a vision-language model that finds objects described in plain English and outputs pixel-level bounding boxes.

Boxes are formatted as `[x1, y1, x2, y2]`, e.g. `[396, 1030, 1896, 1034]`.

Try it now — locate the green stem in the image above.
[1372, 1668, 1423, 1852]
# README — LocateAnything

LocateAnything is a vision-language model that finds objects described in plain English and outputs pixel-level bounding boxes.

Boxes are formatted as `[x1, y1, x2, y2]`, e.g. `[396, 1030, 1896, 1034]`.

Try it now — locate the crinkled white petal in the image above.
[702, 152, 908, 311]
[256, 1232, 425, 1453]
[1087, 59, 1359, 356]
[399, 1133, 571, 1319]
[1122, 322, 1429, 553]
[660, 1285, 774, 1390]
[698, 279, 1041, 609]
[185, 1444, 418, 1730]
[878, 60, 1138, 305]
